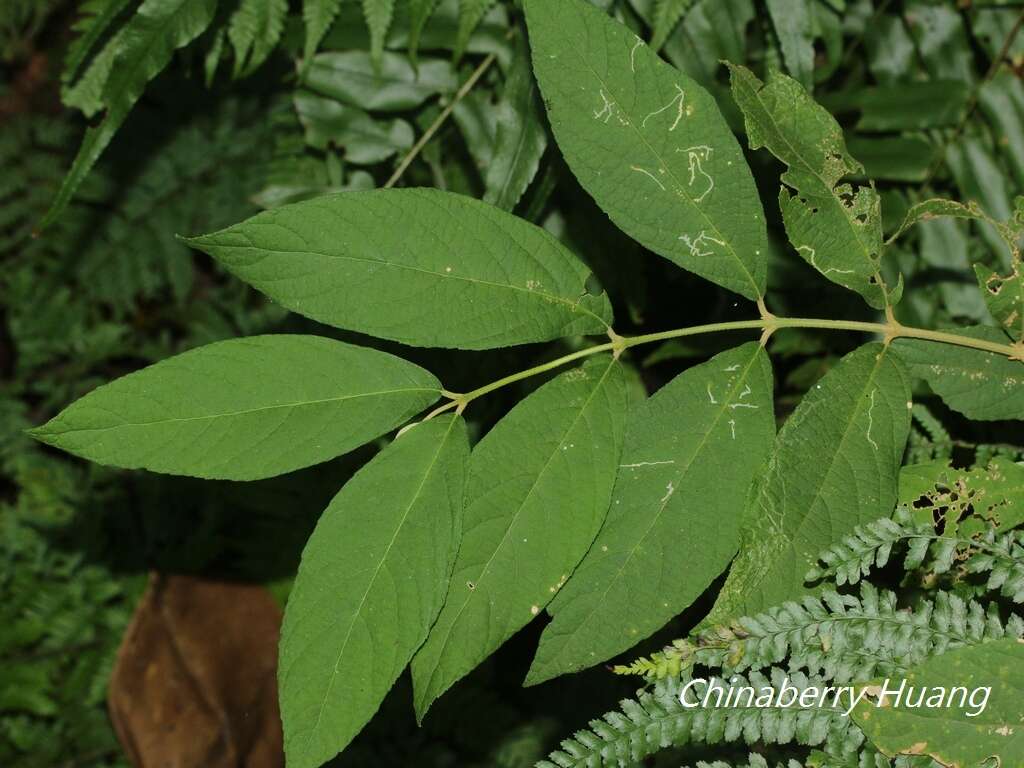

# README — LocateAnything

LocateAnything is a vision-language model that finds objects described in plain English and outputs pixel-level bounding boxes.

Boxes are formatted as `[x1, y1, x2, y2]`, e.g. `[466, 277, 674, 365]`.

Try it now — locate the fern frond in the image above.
[966, 529, 1024, 602]
[806, 504, 1024, 593]
[911, 404, 950, 446]
[687, 756, 802, 768]
[303, 0, 345, 62]
[454, 0, 496, 59]
[407, 0, 441, 62]
[805, 507, 934, 585]
[974, 441, 1024, 465]
[650, 0, 699, 52]
[538, 671, 855, 768]
[61, 0, 136, 85]
[227, 0, 288, 77]
[619, 585, 1023, 685]
[363, 0, 396, 66]
[42, 0, 221, 229]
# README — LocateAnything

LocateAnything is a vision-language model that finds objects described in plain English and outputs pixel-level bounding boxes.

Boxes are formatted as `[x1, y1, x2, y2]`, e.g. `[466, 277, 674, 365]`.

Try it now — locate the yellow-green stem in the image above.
[428, 317, 1023, 417]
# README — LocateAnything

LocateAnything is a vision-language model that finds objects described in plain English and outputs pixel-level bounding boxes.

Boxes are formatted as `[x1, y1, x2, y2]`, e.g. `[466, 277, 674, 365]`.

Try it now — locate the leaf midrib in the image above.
[211, 239, 610, 328]
[299, 417, 458, 756]
[39, 387, 439, 435]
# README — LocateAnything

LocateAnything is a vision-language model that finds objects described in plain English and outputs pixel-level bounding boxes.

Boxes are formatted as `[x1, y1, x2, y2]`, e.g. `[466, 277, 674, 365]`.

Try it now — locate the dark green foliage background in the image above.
[1, 1, 1022, 766]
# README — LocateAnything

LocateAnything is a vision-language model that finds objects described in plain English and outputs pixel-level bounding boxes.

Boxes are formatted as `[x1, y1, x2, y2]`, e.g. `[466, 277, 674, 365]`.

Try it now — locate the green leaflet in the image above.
[454, 0, 495, 59]
[649, 0, 698, 52]
[185, 189, 614, 350]
[980, 72, 1024, 187]
[900, 458, 1024, 534]
[765, 0, 814, 88]
[362, 0, 395, 67]
[302, 0, 344, 63]
[40, 0, 218, 229]
[853, 639, 1024, 766]
[526, 342, 775, 685]
[293, 90, 414, 164]
[845, 136, 933, 183]
[29, 335, 441, 480]
[411, 356, 629, 718]
[525, 0, 769, 301]
[279, 415, 469, 768]
[851, 81, 969, 132]
[706, 343, 911, 623]
[453, 90, 498, 173]
[483, 35, 547, 212]
[62, 23, 125, 117]
[727, 64, 896, 310]
[406, 0, 440, 62]
[887, 198, 992, 244]
[975, 263, 1024, 342]
[896, 327, 1024, 422]
[947, 140, 1020, 262]
[303, 50, 457, 111]
[227, 0, 288, 77]
[61, 0, 134, 88]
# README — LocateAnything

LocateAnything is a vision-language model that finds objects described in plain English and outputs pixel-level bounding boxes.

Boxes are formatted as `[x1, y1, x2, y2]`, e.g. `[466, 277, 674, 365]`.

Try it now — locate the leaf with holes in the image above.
[975, 263, 1024, 342]
[728, 64, 898, 309]
[525, 0, 769, 301]
[854, 639, 1024, 767]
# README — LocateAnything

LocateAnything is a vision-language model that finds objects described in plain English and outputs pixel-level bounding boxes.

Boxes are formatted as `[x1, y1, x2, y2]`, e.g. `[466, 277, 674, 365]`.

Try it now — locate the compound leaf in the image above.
[706, 343, 911, 623]
[526, 342, 775, 685]
[525, 0, 769, 301]
[728, 64, 896, 309]
[896, 327, 1024, 421]
[185, 189, 613, 350]
[41, 0, 218, 229]
[411, 356, 630, 718]
[854, 639, 1024, 767]
[279, 415, 469, 768]
[30, 335, 441, 480]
